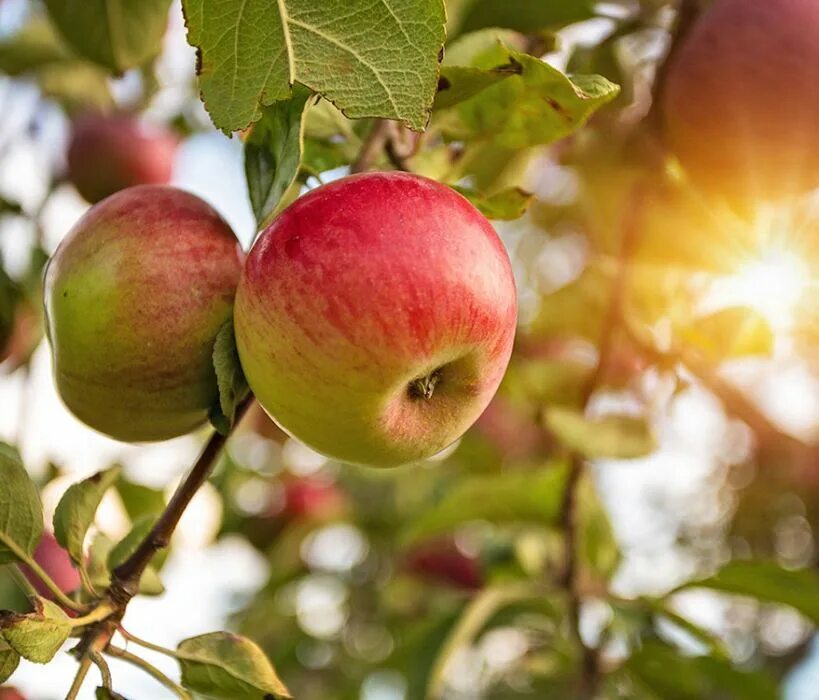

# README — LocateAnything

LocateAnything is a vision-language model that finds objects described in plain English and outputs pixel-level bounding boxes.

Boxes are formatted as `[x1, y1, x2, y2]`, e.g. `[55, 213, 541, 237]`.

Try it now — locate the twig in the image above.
[90, 650, 113, 690]
[350, 120, 391, 173]
[109, 399, 251, 605]
[65, 655, 92, 700]
[107, 645, 193, 700]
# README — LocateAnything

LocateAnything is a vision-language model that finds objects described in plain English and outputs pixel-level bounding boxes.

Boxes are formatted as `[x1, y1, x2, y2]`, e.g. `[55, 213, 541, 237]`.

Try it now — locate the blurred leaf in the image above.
[0, 445, 43, 565]
[245, 86, 313, 227]
[544, 407, 655, 459]
[0, 17, 69, 75]
[44, 0, 172, 73]
[183, 0, 446, 133]
[86, 532, 114, 592]
[211, 319, 250, 435]
[577, 473, 619, 581]
[681, 307, 774, 360]
[177, 631, 291, 699]
[0, 597, 71, 664]
[451, 185, 532, 220]
[107, 516, 165, 596]
[434, 63, 520, 111]
[0, 197, 22, 217]
[680, 561, 819, 624]
[437, 46, 618, 148]
[624, 640, 778, 700]
[443, 28, 526, 67]
[533, 264, 613, 341]
[453, 0, 594, 36]
[0, 269, 17, 357]
[401, 463, 568, 546]
[37, 60, 113, 112]
[115, 479, 166, 524]
[0, 639, 19, 682]
[53, 465, 122, 566]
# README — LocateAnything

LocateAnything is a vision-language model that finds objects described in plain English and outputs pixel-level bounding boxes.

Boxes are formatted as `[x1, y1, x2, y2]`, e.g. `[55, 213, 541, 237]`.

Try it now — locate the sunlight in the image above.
[716, 246, 811, 329]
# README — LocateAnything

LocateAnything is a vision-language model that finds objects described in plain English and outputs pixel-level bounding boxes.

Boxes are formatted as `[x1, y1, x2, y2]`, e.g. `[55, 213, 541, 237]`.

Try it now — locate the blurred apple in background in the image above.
[44, 185, 243, 442]
[67, 112, 178, 204]
[662, 0, 819, 204]
[235, 172, 517, 468]
[403, 538, 483, 590]
[0, 687, 26, 700]
[19, 533, 79, 601]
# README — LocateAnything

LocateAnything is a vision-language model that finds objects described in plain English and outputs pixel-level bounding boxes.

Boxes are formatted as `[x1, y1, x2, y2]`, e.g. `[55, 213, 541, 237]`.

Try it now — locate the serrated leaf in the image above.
[183, 0, 446, 133]
[543, 407, 655, 460]
[245, 85, 313, 227]
[107, 516, 165, 596]
[434, 63, 520, 111]
[624, 640, 778, 700]
[680, 561, 819, 624]
[0, 445, 43, 566]
[438, 46, 618, 149]
[178, 632, 290, 699]
[451, 185, 532, 220]
[211, 319, 249, 435]
[0, 597, 71, 663]
[53, 466, 122, 565]
[401, 463, 569, 546]
[43, 0, 172, 73]
[0, 639, 19, 683]
[681, 307, 774, 360]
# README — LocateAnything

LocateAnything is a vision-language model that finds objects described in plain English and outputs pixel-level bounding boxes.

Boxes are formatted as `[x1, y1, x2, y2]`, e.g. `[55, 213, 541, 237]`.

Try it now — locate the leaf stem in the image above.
[0, 533, 86, 612]
[90, 650, 113, 689]
[8, 564, 38, 598]
[107, 644, 192, 699]
[65, 655, 92, 700]
[70, 601, 116, 628]
[117, 626, 182, 659]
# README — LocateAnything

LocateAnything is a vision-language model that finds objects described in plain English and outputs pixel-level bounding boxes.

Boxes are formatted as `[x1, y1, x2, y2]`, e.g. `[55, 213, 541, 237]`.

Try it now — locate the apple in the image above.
[234, 172, 517, 468]
[67, 112, 178, 204]
[20, 533, 80, 601]
[45, 185, 243, 442]
[0, 688, 25, 700]
[404, 538, 483, 590]
[281, 478, 346, 521]
[662, 0, 819, 203]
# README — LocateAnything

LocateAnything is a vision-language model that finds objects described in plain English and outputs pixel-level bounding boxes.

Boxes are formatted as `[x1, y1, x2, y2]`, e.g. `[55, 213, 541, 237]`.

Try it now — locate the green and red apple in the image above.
[234, 172, 517, 468]
[67, 112, 178, 204]
[662, 0, 819, 204]
[45, 185, 243, 442]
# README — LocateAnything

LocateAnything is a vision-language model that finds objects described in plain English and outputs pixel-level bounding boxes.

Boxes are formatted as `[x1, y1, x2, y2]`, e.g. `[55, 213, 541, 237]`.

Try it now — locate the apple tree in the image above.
[0, 0, 818, 698]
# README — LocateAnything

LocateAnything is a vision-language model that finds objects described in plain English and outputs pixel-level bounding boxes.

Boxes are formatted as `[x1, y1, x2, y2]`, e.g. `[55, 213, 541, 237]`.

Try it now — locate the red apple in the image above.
[404, 538, 483, 590]
[234, 172, 517, 467]
[662, 0, 819, 203]
[281, 478, 346, 521]
[44, 185, 243, 442]
[0, 688, 26, 700]
[19, 533, 80, 601]
[67, 112, 177, 204]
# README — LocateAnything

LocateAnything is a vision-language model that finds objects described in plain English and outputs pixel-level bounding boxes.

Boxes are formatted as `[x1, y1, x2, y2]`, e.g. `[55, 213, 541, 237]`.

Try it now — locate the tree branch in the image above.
[350, 120, 392, 173]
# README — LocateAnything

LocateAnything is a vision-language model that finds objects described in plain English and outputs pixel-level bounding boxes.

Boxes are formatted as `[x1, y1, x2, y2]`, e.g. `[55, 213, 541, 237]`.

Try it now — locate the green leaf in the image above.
[0, 16, 70, 75]
[182, 0, 446, 133]
[177, 632, 291, 699]
[36, 60, 113, 113]
[577, 473, 619, 581]
[681, 307, 774, 360]
[53, 465, 122, 565]
[680, 561, 819, 624]
[543, 407, 655, 460]
[434, 63, 520, 111]
[0, 597, 71, 664]
[624, 640, 778, 700]
[0, 639, 19, 683]
[401, 463, 569, 546]
[107, 516, 165, 596]
[43, 0, 172, 73]
[438, 46, 619, 149]
[211, 319, 250, 435]
[451, 185, 532, 220]
[96, 688, 128, 700]
[245, 86, 313, 227]
[453, 0, 594, 36]
[86, 532, 114, 593]
[0, 445, 43, 565]
[115, 479, 166, 524]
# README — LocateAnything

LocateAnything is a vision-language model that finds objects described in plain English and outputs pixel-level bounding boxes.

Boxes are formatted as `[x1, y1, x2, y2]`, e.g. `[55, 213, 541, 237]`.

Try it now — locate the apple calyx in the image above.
[409, 368, 443, 401]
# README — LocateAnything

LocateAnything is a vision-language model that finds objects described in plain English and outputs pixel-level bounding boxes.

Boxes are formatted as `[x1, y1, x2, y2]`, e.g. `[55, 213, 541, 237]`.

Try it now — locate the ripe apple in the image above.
[67, 112, 178, 204]
[45, 185, 243, 442]
[20, 533, 80, 601]
[662, 0, 819, 203]
[0, 688, 25, 700]
[234, 172, 517, 468]
[404, 538, 483, 590]
[281, 478, 346, 521]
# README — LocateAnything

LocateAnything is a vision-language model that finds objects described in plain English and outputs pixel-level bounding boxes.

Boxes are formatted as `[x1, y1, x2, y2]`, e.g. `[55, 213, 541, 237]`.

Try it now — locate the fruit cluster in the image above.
[45, 116, 517, 468]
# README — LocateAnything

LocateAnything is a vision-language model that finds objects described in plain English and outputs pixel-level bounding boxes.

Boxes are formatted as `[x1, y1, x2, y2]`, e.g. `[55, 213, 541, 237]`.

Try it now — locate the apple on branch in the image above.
[234, 172, 517, 468]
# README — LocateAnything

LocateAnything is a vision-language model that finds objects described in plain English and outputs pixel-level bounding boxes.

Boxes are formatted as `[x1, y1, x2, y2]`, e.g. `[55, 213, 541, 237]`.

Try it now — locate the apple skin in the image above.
[234, 172, 517, 468]
[0, 688, 25, 700]
[662, 0, 819, 203]
[67, 112, 177, 204]
[20, 533, 80, 601]
[45, 185, 244, 442]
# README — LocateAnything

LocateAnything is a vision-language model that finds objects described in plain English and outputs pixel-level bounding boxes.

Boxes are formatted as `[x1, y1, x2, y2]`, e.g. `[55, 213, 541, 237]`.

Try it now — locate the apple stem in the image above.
[409, 369, 442, 400]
